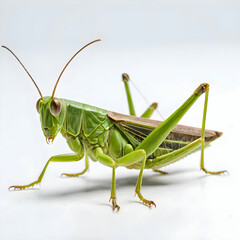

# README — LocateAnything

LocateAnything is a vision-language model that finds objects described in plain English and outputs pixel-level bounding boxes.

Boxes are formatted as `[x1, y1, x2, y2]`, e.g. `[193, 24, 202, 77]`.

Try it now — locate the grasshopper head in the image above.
[3, 40, 101, 144]
[36, 96, 66, 143]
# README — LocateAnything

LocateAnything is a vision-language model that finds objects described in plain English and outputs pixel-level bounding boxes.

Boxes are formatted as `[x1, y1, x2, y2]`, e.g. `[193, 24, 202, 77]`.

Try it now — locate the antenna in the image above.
[2, 46, 43, 98]
[52, 39, 101, 98]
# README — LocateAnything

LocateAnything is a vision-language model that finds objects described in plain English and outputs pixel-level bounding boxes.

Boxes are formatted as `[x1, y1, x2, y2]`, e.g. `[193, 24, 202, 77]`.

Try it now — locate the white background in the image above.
[0, 1, 240, 239]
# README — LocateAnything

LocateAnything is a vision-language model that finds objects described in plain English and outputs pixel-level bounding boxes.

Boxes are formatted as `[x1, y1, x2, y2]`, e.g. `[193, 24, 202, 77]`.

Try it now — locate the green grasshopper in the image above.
[3, 39, 227, 211]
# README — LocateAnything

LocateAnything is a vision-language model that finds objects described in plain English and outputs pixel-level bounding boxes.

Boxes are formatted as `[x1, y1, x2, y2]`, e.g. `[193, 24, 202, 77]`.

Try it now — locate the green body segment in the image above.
[41, 98, 138, 164]
[38, 83, 217, 171]
[39, 98, 185, 169]
[60, 99, 112, 152]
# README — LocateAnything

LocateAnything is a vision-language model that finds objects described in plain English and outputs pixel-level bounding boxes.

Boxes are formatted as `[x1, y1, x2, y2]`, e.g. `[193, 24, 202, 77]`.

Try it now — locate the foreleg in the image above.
[9, 153, 83, 190]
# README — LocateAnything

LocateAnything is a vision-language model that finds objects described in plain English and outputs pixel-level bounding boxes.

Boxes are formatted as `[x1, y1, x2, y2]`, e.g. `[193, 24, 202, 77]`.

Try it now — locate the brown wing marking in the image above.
[108, 111, 222, 143]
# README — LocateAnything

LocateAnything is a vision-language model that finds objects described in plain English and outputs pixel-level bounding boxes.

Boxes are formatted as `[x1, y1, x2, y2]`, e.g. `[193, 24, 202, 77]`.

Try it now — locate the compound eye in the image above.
[50, 98, 62, 116]
[36, 98, 41, 113]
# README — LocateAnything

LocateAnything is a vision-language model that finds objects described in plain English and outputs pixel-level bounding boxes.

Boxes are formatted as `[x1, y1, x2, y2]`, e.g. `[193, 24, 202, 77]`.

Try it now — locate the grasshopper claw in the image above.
[113, 204, 120, 211]
[8, 181, 39, 191]
[135, 191, 156, 208]
[110, 198, 120, 211]
[201, 168, 229, 175]
[61, 173, 76, 177]
[153, 169, 168, 175]
[217, 170, 229, 175]
[9, 185, 27, 191]
[61, 164, 88, 178]
[61, 172, 85, 177]
[142, 199, 156, 208]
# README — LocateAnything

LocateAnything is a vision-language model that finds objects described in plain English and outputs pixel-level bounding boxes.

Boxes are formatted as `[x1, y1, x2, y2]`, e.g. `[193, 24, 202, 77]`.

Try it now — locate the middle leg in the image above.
[110, 166, 120, 211]
[94, 147, 155, 209]
[116, 149, 156, 207]
[61, 155, 89, 177]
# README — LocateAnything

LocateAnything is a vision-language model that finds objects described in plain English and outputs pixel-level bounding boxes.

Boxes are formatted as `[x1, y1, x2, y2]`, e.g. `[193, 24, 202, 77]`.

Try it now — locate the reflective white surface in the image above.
[0, 1, 240, 239]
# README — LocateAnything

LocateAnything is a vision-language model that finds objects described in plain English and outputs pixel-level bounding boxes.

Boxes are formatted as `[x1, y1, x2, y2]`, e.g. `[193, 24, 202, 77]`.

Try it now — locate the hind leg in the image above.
[94, 147, 155, 209]
[122, 73, 158, 118]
